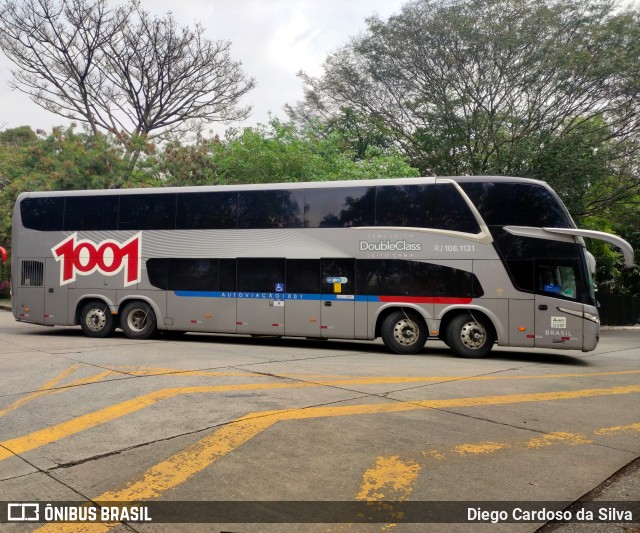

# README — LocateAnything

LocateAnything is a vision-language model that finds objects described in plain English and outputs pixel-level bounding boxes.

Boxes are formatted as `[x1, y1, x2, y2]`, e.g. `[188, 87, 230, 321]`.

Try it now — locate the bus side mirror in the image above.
[586, 251, 597, 275]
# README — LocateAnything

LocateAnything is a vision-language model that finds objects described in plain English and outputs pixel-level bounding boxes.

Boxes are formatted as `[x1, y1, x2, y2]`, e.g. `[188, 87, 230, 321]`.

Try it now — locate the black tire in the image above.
[120, 301, 157, 339]
[79, 300, 116, 338]
[381, 310, 427, 354]
[447, 313, 495, 358]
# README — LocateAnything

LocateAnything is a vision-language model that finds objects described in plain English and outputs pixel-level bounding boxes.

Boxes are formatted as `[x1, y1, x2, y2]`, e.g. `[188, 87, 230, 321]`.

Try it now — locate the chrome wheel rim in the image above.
[393, 318, 419, 346]
[85, 308, 106, 332]
[127, 309, 148, 332]
[460, 321, 486, 350]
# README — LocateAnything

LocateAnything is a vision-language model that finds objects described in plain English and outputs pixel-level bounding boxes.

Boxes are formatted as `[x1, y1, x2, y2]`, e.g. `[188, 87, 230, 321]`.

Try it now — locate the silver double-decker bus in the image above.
[10, 176, 634, 357]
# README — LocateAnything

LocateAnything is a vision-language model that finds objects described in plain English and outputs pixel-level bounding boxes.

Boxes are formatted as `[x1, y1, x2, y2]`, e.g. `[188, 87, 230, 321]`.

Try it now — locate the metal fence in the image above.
[598, 294, 640, 326]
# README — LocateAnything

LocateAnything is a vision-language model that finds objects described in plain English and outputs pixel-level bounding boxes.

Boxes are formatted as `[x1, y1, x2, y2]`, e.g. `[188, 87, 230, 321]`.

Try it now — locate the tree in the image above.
[159, 119, 419, 186]
[0, 125, 137, 249]
[289, 0, 640, 174]
[0, 0, 255, 172]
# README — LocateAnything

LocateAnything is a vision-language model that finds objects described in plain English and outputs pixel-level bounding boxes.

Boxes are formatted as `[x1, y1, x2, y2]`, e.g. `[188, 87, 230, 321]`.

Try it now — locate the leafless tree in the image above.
[0, 0, 255, 168]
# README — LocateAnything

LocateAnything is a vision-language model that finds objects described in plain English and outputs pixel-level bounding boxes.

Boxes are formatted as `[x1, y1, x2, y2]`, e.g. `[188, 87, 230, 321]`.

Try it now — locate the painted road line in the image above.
[3, 366, 639, 418]
[356, 455, 422, 502]
[0, 365, 81, 418]
[596, 422, 640, 435]
[0, 367, 269, 419]
[355, 455, 421, 531]
[3, 367, 639, 423]
[33, 386, 640, 533]
[343, 420, 640, 532]
[2, 378, 640, 463]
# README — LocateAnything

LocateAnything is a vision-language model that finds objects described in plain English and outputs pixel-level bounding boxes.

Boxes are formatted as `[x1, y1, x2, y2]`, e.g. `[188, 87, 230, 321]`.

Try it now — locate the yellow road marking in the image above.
[3, 382, 640, 463]
[104, 368, 640, 382]
[3, 367, 638, 422]
[343, 419, 640, 533]
[526, 432, 593, 448]
[454, 441, 510, 455]
[595, 422, 640, 435]
[33, 386, 640, 533]
[0, 365, 80, 418]
[356, 455, 421, 502]
[355, 455, 421, 530]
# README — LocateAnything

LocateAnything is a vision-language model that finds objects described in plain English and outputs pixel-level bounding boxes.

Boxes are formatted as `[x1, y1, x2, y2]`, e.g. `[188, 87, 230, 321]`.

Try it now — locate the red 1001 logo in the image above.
[51, 233, 142, 286]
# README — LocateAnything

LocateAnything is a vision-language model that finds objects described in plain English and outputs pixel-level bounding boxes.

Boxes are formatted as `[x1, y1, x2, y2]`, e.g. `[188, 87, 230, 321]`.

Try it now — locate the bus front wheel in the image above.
[80, 300, 116, 338]
[447, 313, 495, 358]
[120, 301, 157, 339]
[381, 310, 427, 354]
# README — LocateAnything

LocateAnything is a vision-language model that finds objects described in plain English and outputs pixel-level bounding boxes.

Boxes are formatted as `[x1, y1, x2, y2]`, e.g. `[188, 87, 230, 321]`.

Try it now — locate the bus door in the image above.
[284, 259, 322, 338]
[44, 257, 70, 325]
[236, 258, 285, 336]
[321, 258, 355, 339]
[534, 260, 583, 350]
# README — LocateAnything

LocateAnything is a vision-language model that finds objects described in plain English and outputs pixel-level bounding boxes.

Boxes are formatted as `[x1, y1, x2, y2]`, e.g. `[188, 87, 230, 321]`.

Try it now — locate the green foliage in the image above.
[0, 125, 142, 251]
[161, 119, 419, 186]
[0, 125, 37, 144]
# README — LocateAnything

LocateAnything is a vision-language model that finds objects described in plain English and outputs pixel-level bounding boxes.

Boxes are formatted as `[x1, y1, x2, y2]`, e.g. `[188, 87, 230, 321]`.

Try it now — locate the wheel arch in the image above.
[73, 295, 116, 326]
[438, 305, 503, 345]
[117, 295, 165, 330]
[374, 304, 433, 339]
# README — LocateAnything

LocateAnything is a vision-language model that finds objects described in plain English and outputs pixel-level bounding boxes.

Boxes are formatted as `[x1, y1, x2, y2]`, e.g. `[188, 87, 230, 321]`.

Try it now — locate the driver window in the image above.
[537, 263, 578, 300]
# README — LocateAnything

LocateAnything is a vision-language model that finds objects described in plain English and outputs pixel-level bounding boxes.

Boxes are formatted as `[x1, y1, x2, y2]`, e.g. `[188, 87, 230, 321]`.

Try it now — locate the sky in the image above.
[0, 0, 406, 137]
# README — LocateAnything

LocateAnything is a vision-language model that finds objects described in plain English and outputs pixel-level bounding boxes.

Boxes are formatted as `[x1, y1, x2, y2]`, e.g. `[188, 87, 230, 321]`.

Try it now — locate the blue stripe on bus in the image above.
[173, 291, 374, 302]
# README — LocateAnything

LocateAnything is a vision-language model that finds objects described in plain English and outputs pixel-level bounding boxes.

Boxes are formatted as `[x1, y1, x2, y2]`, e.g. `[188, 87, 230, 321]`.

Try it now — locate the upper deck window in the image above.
[176, 191, 237, 229]
[376, 183, 480, 233]
[20, 197, 64, 231]
[305, 187, 375, 228]
[237, 190, 303, 229]
[459, 182, 572, 227]
[63, 196, 119, 231]
[118, 194, 176, 230]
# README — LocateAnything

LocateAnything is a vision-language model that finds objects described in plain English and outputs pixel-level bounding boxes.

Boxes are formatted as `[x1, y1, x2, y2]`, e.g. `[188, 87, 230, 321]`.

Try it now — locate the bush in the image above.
[0, 280, 10, 299]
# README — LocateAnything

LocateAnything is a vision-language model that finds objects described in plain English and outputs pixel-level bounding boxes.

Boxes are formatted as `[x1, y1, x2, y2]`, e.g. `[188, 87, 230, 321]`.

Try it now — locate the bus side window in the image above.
[20, 197, 65, 231]
[119, 194, 176, 230]
[376, 184, 480, 233]
[305, 187, 375, 228]
[64, 196, 119, 231]
[286, 259, 321, 294]
[237, 258, 285, 292]
[237, 191, 303, 229]
[176, 192, 238, 229]
[537, 263, 578, 300]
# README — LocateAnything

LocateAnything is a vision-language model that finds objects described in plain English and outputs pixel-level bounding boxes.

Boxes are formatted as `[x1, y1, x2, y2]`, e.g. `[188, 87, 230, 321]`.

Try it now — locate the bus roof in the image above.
[17, 175, 549, 199]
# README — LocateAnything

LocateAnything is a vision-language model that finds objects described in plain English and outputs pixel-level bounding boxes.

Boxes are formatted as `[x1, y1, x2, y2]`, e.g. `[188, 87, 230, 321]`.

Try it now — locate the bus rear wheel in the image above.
[80, 300, 115, 338]
[447, 313, 495, 358]
[381, 310, 427, 354]
[120, 301, 156, 339]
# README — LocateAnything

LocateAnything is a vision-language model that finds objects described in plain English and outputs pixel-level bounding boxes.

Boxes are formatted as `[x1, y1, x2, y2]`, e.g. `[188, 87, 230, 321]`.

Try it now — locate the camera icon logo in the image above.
[7, 503, 40, 521]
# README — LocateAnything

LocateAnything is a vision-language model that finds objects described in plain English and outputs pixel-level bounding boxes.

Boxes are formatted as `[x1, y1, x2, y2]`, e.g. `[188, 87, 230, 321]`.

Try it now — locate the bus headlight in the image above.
[558, 307, 600, 325]
[583, 312, 600, 325]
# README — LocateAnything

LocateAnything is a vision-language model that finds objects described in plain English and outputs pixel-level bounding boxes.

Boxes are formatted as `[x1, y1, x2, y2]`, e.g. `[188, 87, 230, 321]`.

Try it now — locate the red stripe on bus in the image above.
[378, 296, 473, 305]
